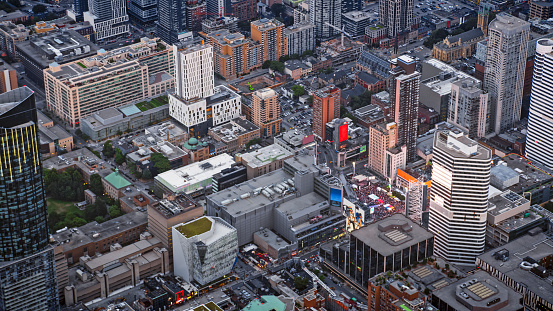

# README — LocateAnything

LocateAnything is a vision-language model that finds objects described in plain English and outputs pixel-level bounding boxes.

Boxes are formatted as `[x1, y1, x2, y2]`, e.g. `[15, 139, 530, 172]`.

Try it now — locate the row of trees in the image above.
[262, 60, 285, 73]
[48, 198, 108, 232]
[43, 168, 86, 202]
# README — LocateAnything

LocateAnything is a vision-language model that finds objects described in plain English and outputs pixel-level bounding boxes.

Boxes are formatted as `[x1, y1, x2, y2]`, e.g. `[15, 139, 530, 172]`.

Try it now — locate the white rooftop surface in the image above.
[241, 144, 293, 169]
[85, 237, 160, 271]
[423, 59, 479, 96]
[155, 153, 235, 192]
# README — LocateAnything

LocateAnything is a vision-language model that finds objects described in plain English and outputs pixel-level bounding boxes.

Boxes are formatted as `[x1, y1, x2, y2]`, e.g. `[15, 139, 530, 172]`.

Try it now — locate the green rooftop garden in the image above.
[77, 62, 87, 69]
[175, 217, 212, 238]
[369, 25, 384, 30]
[193, 302, 223, 311]
[135, 95, 168, 111]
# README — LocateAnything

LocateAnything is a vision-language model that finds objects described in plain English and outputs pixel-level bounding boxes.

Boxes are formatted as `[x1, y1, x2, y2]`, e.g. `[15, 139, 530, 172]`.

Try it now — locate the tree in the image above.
[246, 137, 262, 148]
[84, 199, 107, 222]
[150, 153, 171, 174]
[8, 0, 22, 7]
[291, 85, 305, 98]
[48, 211, 62, 232]
[72, 217, 87, 227]
[290, 54, 300, 60]
[262, 60, 272, 69]
[302, 50, 314, 57]
[89, 174, 104, 196]
[75, 129, 83, 137]
[116, 129, 123, 136]
[32, 4, 47, 14]
[114, 149, 126, 165]
[95, 216, 105, 223]
[142, 168, 153, 180]
[294, 277, 310, 291]
[423, 28, 449, 49]
[108, 205, 123, 218]
[350, 90, 373, 110]
[43, 168, 85, 201]
[102, 140, 115, 158]
[269, 61, 285, 73]
[424, 288, 430, 295]
[279, 55, 290, 62]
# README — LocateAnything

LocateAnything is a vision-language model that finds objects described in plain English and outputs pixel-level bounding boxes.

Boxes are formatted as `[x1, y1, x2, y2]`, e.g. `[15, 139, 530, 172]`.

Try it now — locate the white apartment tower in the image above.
[84, 0, 129, 41]
[169, 42, 241, 136]
[379, 0, 414, 38]
[429, 129, 492, 266]
[448, 78, 488, 139]
[173, 44, 214, 101]
[484, 13, 530, 134]
[309, 0, 341, 40]
[526, 38, 553, 170]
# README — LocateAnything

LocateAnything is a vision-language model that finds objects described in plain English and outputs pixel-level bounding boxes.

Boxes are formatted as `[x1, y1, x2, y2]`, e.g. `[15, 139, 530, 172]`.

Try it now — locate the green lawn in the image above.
[47, 198, 83, 216]
[175, 217, 212, 238]
[135, 96, 168, 111]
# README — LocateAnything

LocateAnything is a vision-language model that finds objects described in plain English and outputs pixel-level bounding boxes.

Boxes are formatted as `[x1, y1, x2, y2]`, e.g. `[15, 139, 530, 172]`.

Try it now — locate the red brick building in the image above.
[355, 71, 385, 92]
[312, 85, 341, 140]
[231, 0, 257, 21]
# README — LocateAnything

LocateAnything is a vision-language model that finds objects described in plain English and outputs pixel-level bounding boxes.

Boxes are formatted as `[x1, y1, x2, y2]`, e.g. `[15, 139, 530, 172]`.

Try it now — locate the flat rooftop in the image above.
[155, 153, 235, 193]
[351, 214, 434, 256]
[84, 237, 161, 272]
[477, 233, 553, 305]
[501, 154, 553, 193]
[52, 211, 148, 253]
[488, 190, 529, 216]
[433, 130, 491, 160]
[240, 144, 294, 169]
[432, 270, 523, 311]
[173, 216, 234, 244]
[174, 217, 212, 238]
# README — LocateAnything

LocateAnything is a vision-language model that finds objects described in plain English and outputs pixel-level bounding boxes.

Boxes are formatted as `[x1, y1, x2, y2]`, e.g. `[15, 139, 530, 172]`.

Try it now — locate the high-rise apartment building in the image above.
[342, 0, 363, 14]
[128, 0, 158, 27]
[526, 38, 553, 170]
[156, 0, 187, 44]
[309, 0, 341, 40]
[285, 22, 316, 56]
[172, 43, 214, 100]
[378, 0, 414, 38]
[70, 0, 89, 22]
[251, 18, 286, 62]
[312, 84, 341, 140]
[0, 66, 17, 94]
[251, 88, 282, 137]
[484, 13, 530, 134]
[448, 78, 488, 139]
[368, 122, 397, 177]
[390, 55, 420, 162]
[206, 0, 226, 17]
[185, 0, 207, 31]
[170, 42, 241, 136]
[206, 29, 263, 80]
[429, 129, 492, 266]
[0, 87, 59, 311]
[84, 0, 129, 41]
[44, 38, 174, 127]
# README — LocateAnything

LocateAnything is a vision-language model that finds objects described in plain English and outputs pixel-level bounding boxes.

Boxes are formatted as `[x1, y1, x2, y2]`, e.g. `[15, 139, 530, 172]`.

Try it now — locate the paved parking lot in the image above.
[280, 97, 313, 133]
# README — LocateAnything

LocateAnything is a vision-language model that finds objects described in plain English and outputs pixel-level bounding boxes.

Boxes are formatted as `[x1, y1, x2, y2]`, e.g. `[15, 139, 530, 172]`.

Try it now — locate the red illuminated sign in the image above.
[339, 123, 348, 142]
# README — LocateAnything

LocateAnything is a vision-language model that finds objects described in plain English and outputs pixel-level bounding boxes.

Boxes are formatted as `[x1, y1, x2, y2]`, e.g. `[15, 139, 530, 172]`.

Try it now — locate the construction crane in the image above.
[324, 22, 353, 47]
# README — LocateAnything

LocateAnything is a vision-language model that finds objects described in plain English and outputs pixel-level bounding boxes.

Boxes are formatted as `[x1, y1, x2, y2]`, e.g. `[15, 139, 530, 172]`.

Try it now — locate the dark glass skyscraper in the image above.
[156, 0, 188, 44]
[0, 87, 59, 311]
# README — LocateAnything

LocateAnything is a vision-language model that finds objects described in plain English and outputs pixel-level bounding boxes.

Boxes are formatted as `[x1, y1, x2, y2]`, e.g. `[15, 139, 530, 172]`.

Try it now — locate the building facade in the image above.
[378, 0, 413, 38]
[251, 18, 287, 62]
[309, 0, 341, 40]
[390, 56, 420, 162]
[156, 0, 187, 44]
[484, 14, 530, 134]
[0, 87, 59, 311]
[84, 0, 130, 41]
[251, 88, 282, 138]
[429, 129, 492, 266]
[44, 38, 173, 127]
[525, 38, 553, 171]
[172, 43, 214, 101]
[285, 22, 316, 56]
[448, 79, 488, 139]
[368, 122, 397, 178]
[206, 30, 263, 80]
[128, 0, 158, 27]
[172, 216, 238, 285]
[313, 85, 341, 140]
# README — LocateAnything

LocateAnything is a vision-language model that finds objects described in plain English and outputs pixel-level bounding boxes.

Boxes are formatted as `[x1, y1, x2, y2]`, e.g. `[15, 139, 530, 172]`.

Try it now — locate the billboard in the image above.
[360, 145, 366, 153]
[339, 122, 348, 142]
[330, 187, 342, 207]
[343, 198, 365, 232]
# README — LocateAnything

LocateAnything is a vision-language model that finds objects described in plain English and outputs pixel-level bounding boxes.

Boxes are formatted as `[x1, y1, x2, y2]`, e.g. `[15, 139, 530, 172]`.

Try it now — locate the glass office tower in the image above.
[0, 87, 59, 311]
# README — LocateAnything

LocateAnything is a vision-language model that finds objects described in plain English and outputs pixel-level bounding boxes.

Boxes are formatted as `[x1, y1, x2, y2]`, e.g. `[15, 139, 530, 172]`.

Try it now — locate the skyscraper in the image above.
[0, 86, 59, 310]
[312, 84, 341, 140]
[156, 0, 188, 44]
[172, 43, 214, 101]
[378, 0, 414, 38]
[251, 88, 282, 138]
[525, 38, 553, 170]
[429, 129, 492, 266]
[484, 13, 530, 134]
[251, 18, 286, 62]
[448, 78, 488, 139]
[389, 55, 420, 162]
[309, 0, 341, 40]
[84, 0, 129, 41]
[70, 0, 89, 21]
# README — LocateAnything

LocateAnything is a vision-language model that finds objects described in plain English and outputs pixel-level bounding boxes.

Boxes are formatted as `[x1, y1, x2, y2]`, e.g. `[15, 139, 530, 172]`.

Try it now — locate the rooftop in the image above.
[83, 237, 161, 272]
[155, 153, 235, 193]
[174, 217, 213, 238]
[150, 197, 199, 219]
[240, 144, 294, 169]
[501, 154, 553, 193]
[210, 118, 259, 143]
[434, 130, 491, 160]
[477, 232, 553, 305]
[432, 270, 523, 311]
[285, 22, 315, 34]
[422, 60, 480, 96]
[192, 302, 223, 311]
[243, 296, 286, 311]
[342, 10, 373, 21]
[51, 211, 148, 253]
[445, 28, 484, 44]
[351, 214, 434, 256]
[104, 169, 132, 189]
